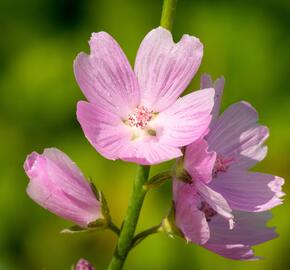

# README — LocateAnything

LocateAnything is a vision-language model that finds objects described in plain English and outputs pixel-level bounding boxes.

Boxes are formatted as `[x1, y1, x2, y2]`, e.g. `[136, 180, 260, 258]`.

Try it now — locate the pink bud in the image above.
[24, 148, 102, 227]
[75, 258, 95, 270]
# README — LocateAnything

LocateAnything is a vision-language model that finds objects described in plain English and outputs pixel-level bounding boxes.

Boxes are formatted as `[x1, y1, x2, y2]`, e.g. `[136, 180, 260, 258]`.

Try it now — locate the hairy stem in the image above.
[160, 0, 178, 31]
[107, 165, 150, 270]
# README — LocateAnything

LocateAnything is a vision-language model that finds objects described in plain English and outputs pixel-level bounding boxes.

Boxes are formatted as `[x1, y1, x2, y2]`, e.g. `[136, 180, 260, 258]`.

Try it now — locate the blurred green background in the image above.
[0, 0, 289, 269]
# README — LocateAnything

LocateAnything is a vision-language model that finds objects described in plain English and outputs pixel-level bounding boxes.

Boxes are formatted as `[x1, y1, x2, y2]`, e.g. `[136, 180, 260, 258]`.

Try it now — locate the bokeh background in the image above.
[0, 0, 289, 269]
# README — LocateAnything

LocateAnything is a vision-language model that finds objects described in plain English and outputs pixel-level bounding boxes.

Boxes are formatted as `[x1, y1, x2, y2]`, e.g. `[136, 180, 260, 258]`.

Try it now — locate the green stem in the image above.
[160, 0, 178, 31]
[108, 221, 121, 236]
[131, 224, 161, 249]
[107, 165, 150, 270]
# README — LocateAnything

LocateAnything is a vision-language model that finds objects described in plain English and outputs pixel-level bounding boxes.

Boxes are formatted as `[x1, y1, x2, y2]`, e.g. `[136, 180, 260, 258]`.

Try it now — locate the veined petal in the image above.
[74, 32, 140, 117]
[203, 243, 257, 261]
[184, 139, 216, 184]
[206, 101, 269, 169]
[200, 74, 224, 127]
[77, 101, 132, 160]
[207, 211, 277, 246]
[135, 27, 203, 111]
[173, 181, 210, 244]
[209, 170, 285, 212]
[155, 88, 214, 148]
[195, 181, 234, 224]
[24, 150, 101, 227]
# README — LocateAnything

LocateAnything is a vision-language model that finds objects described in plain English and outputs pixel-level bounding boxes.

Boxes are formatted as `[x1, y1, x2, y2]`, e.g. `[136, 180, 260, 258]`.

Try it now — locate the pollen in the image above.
[127, 105, 153, 129]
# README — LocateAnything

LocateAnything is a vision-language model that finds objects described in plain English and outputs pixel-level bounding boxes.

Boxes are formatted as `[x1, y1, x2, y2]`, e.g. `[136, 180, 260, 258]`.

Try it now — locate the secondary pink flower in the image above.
[172, 75, 284, 259]
[24, 148, 102, 228]
[74, 27, 215, 165]
[75, 258, 95, 270]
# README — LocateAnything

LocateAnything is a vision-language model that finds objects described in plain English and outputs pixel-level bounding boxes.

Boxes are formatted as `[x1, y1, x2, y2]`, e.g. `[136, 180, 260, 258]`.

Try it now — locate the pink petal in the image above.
[200, 74, 225, 127]
[74, 32, 140, 117]
[78, 101, 183, 164]
[155, 88, 214, 148]
[206, 101, 269, 169]
[135, 27, 203, 112]
[173, 181, 210, 244]
[195, 181, 234, 224]
[24, 150, 101, 227]
[77, 101, 132, 160]
[119, 139, 183, 165]
[203, 243, 257, 261]
[207, 211, 277, 246]
[184, 139, 216, 184]
[209, 170, 285, 212]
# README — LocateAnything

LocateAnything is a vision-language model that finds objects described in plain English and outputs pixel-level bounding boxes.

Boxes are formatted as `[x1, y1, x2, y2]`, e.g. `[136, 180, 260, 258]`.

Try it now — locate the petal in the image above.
[206, 101, 269, 169]
[203, 243, 257, 261]
[77, 101, 132, 160]
[200, 74, 225, 126]
[184, 139, 216, 184]
[195, 181, 234, 224]
[24, 151, 101, 227]
[74, 32, 140, 117]
[207, 211, 277, 246]
[77, 101, 182, 165]
[173, 181, 210, 244]
[135, 27, 203, 111]
[209, 170, 285, 212]
[155, 88, 214, 148]
[119, 139, 183, 165]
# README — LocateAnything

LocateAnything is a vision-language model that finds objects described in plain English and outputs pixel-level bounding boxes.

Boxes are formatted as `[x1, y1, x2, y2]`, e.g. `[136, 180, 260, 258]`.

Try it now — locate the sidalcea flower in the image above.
[75, 258, 95, 270]
[74, 27, 215, 165]
[24, 148, 103, 228]
[171, 75, 284, 260]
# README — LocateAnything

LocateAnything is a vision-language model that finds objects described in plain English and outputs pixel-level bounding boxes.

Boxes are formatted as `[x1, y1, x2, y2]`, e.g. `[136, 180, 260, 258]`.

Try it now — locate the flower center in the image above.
[212, 155, 235, 178]
[198, 201, 217, 222]
[127, 105, 153, 129]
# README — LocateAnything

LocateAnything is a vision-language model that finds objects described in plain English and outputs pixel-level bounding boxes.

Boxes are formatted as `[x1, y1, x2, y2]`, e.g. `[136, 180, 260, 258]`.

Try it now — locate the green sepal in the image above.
[172, 157, 192, 183]
[143, 171, 172, 190]
[89, 180, 111, 222]
[161, 206, 184, 239]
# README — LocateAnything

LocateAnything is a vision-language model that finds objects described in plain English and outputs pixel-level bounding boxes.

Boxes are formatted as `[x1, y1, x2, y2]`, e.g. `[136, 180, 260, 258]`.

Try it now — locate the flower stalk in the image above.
[160, 0, 178, 31]
[107, 165, 150, 270]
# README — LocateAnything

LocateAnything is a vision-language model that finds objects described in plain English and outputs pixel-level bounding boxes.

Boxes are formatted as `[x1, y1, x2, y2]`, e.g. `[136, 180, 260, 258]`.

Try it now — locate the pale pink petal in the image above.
[207, 211, 277, 246]
[195, 181, 233, 223]
[209, 170, 285, 212]
[155, 88, 214, 148]
[184, 139, 216, 184]
[77, 101, 132, 160]
[173, 181, 210, 244]
[119, 139, 183, 165]
[203, 243, 257, 260]
[74, 32, 140, 117]
[135, 27, 203, 111]
[200, 74, 225, 127]
[206, 101, 269, 169]
[24, 150, 101, 227]
[77, 101, 183, 164]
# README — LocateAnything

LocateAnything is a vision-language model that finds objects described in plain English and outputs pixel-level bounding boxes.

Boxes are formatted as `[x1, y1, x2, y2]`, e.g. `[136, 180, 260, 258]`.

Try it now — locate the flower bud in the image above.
[24, 148, 104, 228]
[75, 258, 95, 270]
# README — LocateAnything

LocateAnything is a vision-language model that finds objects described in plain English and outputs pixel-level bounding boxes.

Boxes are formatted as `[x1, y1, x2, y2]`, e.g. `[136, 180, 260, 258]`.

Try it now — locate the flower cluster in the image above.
[23, 27, 284, 264]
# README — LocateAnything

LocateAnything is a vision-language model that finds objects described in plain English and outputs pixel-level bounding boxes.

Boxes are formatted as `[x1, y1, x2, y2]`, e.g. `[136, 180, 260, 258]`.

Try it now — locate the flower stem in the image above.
[160, 0, 178, 31]
[131, 224, 161, 249]
[107, 165, 150, 270]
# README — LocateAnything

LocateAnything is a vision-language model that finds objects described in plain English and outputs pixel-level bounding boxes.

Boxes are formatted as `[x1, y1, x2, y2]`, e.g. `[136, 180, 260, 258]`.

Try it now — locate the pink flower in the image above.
[24, 148, 102, 228]
[75, 258, 95, 270]
[74, 27, 215, 165]
[172, 75, 284, 260]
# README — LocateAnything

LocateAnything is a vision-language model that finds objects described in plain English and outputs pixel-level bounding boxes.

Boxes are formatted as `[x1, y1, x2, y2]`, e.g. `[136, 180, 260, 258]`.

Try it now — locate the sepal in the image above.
[161, 206, 184, 239]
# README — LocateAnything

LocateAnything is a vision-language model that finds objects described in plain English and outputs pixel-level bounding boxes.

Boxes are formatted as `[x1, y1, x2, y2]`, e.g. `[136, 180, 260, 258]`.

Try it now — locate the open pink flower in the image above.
[75, 258, 95, 270]
[24, 148, 102, 228]
[74, 27, 215, 165]
[172, 75, 284, 259]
